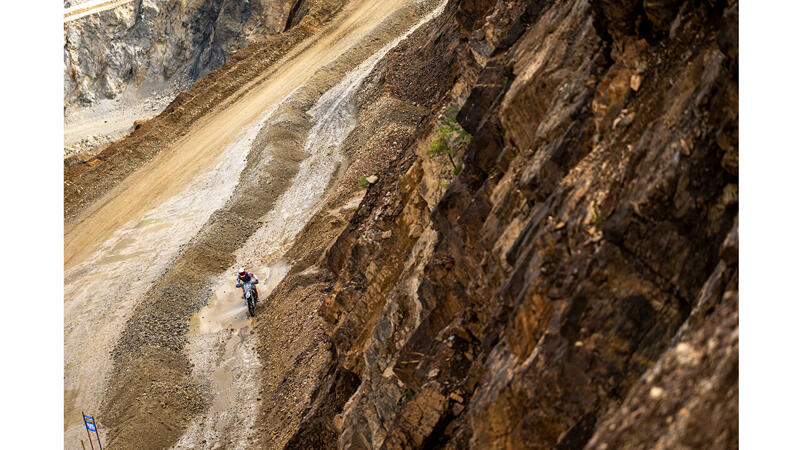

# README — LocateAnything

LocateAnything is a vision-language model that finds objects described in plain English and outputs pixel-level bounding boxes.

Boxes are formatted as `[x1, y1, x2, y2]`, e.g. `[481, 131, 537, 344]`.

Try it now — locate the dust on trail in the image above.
[170, 51, 369, 450]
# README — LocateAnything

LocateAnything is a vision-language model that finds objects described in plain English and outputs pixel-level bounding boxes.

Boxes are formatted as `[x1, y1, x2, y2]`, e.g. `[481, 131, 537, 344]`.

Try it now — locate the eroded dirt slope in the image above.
[64, 1, 346, 444]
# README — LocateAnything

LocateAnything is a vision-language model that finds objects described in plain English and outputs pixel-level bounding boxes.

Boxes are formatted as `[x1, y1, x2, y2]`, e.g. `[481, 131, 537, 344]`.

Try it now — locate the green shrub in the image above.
[590, 207, 603, 228]
[427, 108, 470, 178]
[426, 134, 449, 158]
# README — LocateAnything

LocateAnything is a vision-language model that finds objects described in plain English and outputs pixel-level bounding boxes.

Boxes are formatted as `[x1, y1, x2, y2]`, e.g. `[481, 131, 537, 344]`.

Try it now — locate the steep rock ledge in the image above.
[274, 0, 738, 448]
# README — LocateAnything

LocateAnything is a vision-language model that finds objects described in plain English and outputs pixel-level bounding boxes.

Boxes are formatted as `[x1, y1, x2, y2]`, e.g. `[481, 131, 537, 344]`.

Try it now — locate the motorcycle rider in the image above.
[235, 267, 259, 302]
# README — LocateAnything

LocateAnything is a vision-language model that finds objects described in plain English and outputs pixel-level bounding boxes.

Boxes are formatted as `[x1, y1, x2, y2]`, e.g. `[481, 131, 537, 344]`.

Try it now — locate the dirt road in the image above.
[64, 0, 133, 23]
[64, 0, 134, 23]
[64, 0, 443, 447]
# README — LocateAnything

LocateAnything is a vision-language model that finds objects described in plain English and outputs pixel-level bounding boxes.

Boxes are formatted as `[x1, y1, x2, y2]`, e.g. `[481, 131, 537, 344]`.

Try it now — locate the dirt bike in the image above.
[240, 281, 258, 317]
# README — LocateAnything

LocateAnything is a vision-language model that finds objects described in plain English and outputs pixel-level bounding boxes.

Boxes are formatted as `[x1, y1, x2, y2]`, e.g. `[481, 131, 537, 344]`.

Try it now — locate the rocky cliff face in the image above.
[64, 0, 303, 110]
[272, 0, 738, 448]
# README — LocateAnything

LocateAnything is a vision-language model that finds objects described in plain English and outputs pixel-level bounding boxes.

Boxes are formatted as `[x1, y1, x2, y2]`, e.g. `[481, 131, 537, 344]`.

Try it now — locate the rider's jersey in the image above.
[236, 272, 258, 287]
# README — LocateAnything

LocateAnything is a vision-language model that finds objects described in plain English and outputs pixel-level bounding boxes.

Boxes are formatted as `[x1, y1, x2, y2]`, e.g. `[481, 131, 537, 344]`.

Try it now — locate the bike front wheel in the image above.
[247, 298, 256, 317]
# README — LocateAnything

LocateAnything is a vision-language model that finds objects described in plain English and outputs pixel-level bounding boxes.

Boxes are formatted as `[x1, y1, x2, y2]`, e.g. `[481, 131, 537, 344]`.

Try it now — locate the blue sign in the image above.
[84, 414, 97, 431]
[82, 412, 103, 449]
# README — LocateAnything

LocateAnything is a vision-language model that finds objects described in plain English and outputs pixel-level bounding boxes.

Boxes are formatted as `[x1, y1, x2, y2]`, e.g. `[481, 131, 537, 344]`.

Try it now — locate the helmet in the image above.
[239, 267, 247, 276]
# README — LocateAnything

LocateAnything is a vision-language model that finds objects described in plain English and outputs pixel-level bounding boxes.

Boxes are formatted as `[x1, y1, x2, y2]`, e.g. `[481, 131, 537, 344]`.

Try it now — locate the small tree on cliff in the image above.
[427, 108, 470, 177]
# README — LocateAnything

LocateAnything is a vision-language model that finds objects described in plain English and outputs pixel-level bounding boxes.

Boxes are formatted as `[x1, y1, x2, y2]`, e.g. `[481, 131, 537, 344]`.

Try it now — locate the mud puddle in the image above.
[174, 261, 289, 449]
[189, 262, 291, 336]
